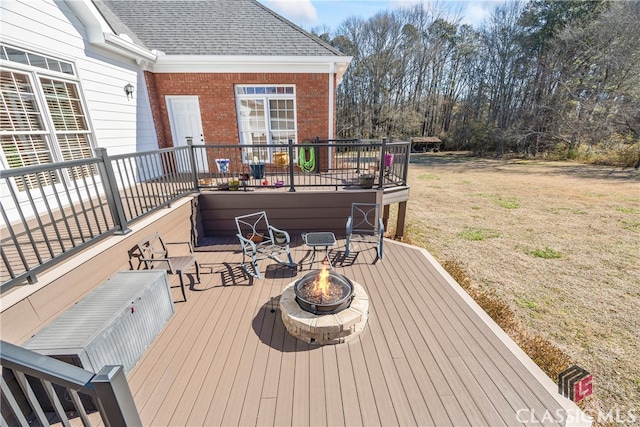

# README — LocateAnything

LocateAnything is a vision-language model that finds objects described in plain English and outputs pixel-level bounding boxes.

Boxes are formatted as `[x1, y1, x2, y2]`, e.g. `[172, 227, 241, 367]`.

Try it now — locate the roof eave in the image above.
[150, 55, 352, 78]
[65, 0, 156, 63]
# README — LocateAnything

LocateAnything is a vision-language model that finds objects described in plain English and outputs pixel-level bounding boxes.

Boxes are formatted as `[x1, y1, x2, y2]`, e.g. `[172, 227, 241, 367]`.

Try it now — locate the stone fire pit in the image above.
[279, 269, 369, 345]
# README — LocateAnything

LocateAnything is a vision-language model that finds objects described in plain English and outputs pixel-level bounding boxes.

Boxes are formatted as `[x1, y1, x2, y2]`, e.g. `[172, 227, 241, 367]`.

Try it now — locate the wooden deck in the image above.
[94, 237, 571, 426]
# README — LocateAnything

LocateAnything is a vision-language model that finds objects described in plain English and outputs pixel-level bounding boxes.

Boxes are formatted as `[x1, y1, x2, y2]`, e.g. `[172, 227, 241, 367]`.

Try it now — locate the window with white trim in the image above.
[0, 44, 94, 190]
[235, 85, 297, 163]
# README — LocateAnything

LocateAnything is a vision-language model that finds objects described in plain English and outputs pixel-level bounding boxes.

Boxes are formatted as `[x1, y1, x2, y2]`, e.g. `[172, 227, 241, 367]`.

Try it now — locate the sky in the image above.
[257, 0, 506, 31]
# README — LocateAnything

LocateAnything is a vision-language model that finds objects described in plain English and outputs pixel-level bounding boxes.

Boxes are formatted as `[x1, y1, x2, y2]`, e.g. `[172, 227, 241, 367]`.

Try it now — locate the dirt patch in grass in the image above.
[395, 153, 640, 423]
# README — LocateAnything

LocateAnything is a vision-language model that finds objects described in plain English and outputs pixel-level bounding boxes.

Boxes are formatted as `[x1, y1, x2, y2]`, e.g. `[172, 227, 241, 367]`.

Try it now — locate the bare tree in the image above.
[327, 0, 638, 161]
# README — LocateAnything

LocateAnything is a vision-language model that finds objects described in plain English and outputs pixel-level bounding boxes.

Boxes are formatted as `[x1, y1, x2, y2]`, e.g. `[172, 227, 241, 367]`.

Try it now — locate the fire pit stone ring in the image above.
[279, 279, 369, 345]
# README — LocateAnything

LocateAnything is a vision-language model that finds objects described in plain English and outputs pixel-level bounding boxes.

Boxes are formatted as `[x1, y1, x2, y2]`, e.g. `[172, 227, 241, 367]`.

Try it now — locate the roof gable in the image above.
[95, 0, 343, 57]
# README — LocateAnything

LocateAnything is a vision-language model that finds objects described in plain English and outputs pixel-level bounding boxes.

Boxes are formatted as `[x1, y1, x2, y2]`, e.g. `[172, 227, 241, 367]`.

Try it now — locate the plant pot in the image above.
[359, 174, 375, 189]
[249, 164, 265, 179]
[384, 153, 394, 168]
[274, 152, 289, 168]
[274, 232, 287, 245]
[228, 180, 239, 191]
[215, 158, 230, 173]
[247, 233, 264, 243]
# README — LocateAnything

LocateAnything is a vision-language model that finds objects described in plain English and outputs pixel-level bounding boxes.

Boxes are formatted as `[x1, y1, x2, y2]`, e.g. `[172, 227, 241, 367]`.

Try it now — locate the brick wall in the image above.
[144, 72, 331, 149]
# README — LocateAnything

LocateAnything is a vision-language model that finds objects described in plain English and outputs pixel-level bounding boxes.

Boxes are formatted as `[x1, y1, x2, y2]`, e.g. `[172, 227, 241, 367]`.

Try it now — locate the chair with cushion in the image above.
[345, 203, 384, 260]
[235, 211, 296, 279]
[131, 232, 201, 302]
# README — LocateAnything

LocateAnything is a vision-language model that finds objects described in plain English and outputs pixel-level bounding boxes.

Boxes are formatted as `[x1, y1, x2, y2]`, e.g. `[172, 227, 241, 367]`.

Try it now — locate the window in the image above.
[235, 85, 297, 163]
[39, 78, 93, 179]
[0, 45, 94, 190]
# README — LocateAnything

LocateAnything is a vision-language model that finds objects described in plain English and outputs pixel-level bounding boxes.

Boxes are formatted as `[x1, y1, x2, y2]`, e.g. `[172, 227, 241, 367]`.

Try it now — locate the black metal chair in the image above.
[235, 211, 296, 279]
[345, 203, 384, 260]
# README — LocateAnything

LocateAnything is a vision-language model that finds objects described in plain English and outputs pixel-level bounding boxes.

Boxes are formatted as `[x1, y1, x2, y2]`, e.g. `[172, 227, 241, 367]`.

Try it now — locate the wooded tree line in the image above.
[316, 0, 640, 160]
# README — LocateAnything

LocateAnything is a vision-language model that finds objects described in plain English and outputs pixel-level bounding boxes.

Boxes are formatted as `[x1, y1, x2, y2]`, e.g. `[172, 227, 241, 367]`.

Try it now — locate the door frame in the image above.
[165, 95, 208, 172]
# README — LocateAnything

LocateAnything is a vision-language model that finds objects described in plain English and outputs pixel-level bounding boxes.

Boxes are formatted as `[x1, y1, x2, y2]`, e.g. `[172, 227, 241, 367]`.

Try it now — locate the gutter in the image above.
[152, 54, 352, 78]
[102, 32, 157, 64]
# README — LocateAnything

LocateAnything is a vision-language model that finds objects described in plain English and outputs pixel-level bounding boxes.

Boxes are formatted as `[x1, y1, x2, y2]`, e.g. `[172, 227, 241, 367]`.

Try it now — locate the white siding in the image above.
[0, 0, 158, 155]
[0, 0, 158, 224]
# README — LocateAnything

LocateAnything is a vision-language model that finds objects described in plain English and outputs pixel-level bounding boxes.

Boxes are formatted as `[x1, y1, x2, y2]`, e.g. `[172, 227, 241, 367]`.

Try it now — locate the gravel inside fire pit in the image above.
[297, 280, 347, 305]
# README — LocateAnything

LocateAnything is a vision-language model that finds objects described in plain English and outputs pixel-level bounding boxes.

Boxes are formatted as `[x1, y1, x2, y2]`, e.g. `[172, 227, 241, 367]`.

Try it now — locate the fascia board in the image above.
[65, 0, 155, 63]
[151, 55, 353, 76]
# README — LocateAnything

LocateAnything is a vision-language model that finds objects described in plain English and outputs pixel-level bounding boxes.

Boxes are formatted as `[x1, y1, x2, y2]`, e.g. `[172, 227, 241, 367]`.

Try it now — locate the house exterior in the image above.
[0, 0, 350, 221]
[0, 0, 351, 217]
[95, 0, 350, 153]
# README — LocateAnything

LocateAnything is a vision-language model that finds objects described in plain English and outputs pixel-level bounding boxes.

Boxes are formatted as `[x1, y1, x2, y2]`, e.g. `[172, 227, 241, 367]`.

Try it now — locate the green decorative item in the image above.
[298, 146, 315, 173]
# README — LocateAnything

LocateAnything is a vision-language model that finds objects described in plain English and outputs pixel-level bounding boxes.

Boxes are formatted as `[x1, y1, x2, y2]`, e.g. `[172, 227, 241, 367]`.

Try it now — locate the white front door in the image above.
[166, 96, 208, 172]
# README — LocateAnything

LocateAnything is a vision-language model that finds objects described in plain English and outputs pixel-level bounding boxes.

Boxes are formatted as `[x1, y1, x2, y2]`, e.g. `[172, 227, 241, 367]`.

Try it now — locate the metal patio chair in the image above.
[130, 232, 201, 302]
[345, 203, 384, 260]
[235, 211, 296, 279]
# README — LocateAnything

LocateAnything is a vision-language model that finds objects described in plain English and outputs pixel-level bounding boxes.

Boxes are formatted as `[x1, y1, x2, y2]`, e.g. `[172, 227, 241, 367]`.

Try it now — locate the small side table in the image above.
[302, 232, 337, 269]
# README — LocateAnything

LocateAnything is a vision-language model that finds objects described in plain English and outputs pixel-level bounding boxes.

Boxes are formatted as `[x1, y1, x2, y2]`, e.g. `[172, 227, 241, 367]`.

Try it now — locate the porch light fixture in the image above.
[124, 83, 134, 100]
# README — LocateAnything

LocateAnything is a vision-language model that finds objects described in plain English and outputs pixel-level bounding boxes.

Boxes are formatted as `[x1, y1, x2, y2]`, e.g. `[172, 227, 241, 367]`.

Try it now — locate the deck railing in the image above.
[0, 138, 409, 290]
[0, 340, 141, 426]
[190, 137, 410, 191]
[0, 148, 195, 290]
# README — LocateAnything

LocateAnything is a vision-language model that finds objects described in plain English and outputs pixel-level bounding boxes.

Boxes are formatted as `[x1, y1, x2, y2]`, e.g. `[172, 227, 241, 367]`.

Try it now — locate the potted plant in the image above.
[273, 231, 287, 245]
[228, 179, 239, 191]
[359, 174, 376, 189]
[249, 156, 265, 179]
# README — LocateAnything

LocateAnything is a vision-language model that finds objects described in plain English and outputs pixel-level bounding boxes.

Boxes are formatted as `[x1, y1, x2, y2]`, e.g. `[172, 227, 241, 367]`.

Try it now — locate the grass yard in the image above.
[396, 153, 639, 424]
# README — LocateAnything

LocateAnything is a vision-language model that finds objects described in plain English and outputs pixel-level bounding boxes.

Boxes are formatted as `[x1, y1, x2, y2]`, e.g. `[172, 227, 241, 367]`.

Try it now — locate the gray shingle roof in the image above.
[94, 0, 343, 57]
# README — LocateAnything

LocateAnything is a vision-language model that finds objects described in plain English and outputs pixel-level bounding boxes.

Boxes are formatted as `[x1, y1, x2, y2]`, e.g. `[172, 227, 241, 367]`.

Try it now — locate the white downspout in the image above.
[328, 61, 335, 170]
[329, 61, 335, 138]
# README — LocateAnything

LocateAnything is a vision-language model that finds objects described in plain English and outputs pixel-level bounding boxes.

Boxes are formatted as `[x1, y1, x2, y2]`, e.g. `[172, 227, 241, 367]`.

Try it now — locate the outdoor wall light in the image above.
[124, 83, 134, 100]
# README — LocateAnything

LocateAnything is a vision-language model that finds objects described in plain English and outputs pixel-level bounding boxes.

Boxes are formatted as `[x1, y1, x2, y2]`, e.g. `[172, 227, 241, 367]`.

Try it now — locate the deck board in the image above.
[221, 278, 277, 426]
[335, 343, 363, 426]
[184, 285, 254, 426]
[307, 346, 327, 427]
[321, 345, 345, 427]
[357, 327, 399, 427]
[381, 245, 492, 424]
[109, 237, 570, 427]
[348, 339, 381, 427]
[399, 245, 562, 427]
[292, 339, 311, 426]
